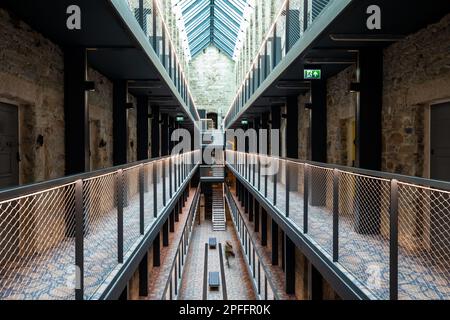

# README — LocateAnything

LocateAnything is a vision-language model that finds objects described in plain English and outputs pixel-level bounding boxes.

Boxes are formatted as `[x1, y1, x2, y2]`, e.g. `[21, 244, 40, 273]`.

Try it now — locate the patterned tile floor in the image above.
[178, 219, 256, 300]
[232, 167, 450, 300]
[0, 176, 185, 300]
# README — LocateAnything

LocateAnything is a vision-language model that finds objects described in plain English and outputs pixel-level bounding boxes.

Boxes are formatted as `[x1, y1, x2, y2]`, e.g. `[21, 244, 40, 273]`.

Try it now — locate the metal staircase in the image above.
[212, 184, 226, 231]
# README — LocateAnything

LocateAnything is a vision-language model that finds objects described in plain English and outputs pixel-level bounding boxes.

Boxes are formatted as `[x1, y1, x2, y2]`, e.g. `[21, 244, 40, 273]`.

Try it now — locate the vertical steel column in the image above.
[261, 208, 268, 246]
[75, 180, 84, 300]
[64, 48, 89, 175]
[162, 161, 166, 206]
[153, 163, 158, 218]
[390, 179, 399, 300]
[333, 169, 339, 262]
[285, 234, 296, 295]
[139, 253, 148, 297]
[286, 161, 290, 217]
[163, 219, 169, 247]
[304, 165, 309, 234]
[117, 170, 124, 264]
[139, 164, 145, 235]
[169, 210, 175, 232]
[254, 200, 260, 233]
[153, 233, 161, 267]
[271, 220, 279, 265]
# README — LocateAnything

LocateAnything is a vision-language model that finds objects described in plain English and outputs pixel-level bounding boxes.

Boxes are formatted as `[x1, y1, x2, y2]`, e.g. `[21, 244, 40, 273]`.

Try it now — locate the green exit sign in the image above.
[304, 69, 322, 80]
[176, 116, 184, 122]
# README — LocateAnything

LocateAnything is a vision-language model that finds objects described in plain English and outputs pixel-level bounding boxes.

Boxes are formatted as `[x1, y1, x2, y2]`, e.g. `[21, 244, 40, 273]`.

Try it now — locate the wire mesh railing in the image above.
[225, 0, 337, 128]
[224, 184, 280, 300]
[125, 0, 199, 122]
[0, 150, 200, 300]
[225, 150, 450, 300]
[162, 185, 201, 300]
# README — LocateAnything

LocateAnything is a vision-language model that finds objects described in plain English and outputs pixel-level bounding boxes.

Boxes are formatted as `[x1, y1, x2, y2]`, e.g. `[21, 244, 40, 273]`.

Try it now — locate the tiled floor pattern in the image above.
[178, 219, 256, 300]
[0, 175, 188, 300]
[231, 165, 450, 300]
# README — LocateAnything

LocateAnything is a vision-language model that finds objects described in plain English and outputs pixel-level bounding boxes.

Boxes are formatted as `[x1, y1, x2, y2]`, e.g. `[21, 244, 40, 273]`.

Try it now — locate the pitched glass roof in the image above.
[175, 0, 250, 59]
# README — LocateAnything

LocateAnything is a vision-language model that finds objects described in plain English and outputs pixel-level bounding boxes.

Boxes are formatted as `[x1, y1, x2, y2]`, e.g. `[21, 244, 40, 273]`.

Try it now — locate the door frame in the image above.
[425, 99, 450, 179]
[0, 100, 20, 187]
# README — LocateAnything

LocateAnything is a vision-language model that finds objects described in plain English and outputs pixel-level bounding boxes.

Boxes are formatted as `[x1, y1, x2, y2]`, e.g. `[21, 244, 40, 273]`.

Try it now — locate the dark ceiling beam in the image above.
[329, 34, 405, 42]
[304, 57, 355, 65]
[210, 0, 215, 43]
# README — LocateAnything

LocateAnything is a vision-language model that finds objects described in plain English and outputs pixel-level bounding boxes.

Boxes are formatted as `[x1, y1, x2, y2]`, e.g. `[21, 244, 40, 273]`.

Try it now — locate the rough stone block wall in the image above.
[297, 92, 311, 161]
[188, 45, 236, 118]
[88, 68, 114, 171]
[0, 8, 65, 184]
[127, 94, 137, 163]
[326, 65, 357, 166]
[0, 8, 126, 183]
[382, 13, 450, 177]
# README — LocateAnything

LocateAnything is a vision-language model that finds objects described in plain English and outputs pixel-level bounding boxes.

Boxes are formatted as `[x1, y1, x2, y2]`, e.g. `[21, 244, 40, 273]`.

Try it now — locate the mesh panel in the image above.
[0, 184, 76, 300]
[338, 172, 390, 299]
[123, 166, 141, 254]
[308, 165, 334, 254]
[288, 161, 305, 227]
[143, 162, 155, 228]
[397, 182, 450, 300]
[83, 173, 118, 299]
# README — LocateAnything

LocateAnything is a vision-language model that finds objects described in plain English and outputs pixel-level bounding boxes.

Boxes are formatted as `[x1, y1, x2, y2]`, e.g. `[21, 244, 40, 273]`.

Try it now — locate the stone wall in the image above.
[298, 93, 310, 161]
[88, 68, 114, 171]
[0, 8, 65, 184]
[382, 13, 450, 177]
[127, 94, 137, 164]
[188, 45, 236, 118]
[0, 7, 139, 184]
[326, 65, 356, 166]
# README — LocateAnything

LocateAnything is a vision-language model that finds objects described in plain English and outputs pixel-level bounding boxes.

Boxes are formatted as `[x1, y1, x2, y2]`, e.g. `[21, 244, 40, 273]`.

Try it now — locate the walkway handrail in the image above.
[224, 0, 352, 128]
[225, 150, 450, 300]
[161, 184, 201, 300]
[0, 150, 201, 300]
[224, 183, 280, 300]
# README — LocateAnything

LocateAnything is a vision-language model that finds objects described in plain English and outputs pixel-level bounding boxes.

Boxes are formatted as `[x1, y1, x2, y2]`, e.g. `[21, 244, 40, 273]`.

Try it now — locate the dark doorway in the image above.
[431, 102, 450, 182]
[0, 103, 19, 189]
[430, 101, 450, 260]
[207, 112, 218, 130]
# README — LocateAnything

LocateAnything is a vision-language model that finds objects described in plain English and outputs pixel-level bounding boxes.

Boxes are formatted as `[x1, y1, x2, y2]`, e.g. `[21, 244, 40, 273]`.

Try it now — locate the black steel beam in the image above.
[309, 263, 323, 300]
[271, 220, 279, 265]
[285, 235, 296, 295]
[161, 113, 170, 156]
[138, 253, 148, 297]
[153, 233, 160, 267]
[64, 47, 89, 175]
[151, 105, 160, 158]
[113, 80, 128, 166]
[310, 80, 327, 163]
[137, 96, 149, 161]
[261, 207, 268, 246]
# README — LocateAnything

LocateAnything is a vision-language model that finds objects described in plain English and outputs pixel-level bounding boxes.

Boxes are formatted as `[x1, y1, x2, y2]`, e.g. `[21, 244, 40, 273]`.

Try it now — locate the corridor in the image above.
[179, 218, 256, 300]
[0, 0, 449, 303]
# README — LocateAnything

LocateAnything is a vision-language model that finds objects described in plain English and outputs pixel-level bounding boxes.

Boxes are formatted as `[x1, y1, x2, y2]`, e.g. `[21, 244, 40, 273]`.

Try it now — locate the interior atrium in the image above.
[0, 0, 449, 304]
